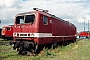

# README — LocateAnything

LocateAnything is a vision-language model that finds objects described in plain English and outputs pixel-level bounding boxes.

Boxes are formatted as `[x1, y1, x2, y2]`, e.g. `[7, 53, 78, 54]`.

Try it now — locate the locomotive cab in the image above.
[13, 9, 52, 54]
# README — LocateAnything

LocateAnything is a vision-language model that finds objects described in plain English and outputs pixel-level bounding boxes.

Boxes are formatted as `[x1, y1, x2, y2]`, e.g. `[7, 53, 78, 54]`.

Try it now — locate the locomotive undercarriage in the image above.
[12, 38, 76, 55]
[13, 40, 40, 55]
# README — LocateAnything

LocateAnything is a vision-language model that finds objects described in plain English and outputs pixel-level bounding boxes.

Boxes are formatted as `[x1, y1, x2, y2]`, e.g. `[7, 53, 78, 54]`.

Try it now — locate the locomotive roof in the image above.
[16, 10, 75, 27]
[43, 11, 75, 27]
[80, 31, 90, 33]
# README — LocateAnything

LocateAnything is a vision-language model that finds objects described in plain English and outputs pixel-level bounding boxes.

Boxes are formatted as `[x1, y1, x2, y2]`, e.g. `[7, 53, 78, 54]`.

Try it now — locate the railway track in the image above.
[0, 38, 87, 56]
[76, 38, 89, 41]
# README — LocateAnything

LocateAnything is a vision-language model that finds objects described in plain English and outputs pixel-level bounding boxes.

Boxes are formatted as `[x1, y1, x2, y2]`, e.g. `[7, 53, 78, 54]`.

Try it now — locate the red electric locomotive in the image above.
[13, 8, 76, 54]
[79, 31, 90, 38]
[2, 25, 13, 40]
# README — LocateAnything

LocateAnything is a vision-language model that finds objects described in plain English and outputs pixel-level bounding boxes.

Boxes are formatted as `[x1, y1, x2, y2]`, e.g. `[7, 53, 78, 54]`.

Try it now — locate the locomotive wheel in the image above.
[63, 41, 67, 46]
[26, 51, 31, 56]
[18, 50, 28, 55]
[35, 44, 39, 54]
[17, 47, 24, 55]
[18, 50, 23, 55]
[72, 39, 76, 43]
[52, 42, 57, 49]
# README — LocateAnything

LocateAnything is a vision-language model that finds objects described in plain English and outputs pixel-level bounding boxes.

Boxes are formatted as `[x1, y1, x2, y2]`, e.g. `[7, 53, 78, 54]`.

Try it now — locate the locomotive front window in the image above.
[7, 28, 11, 31]
[16, 16, 24, 24]
[2, 28, 5, 30]
[43, 16, 48, 25]
[16, 14, 35, 24]
[25, 14, 35, 23]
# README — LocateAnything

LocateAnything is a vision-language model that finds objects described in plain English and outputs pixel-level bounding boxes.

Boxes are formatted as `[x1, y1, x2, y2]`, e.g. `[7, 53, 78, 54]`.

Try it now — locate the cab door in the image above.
[15, 16, 24, 33]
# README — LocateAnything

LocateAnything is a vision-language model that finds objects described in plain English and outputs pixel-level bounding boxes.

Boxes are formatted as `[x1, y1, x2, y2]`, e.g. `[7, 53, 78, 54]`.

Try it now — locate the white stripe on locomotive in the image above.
[13, 33, 76, 38]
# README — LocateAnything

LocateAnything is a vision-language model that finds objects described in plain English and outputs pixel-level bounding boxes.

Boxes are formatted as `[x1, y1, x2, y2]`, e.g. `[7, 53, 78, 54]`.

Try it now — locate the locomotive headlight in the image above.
[13, 33, 16, 36]
[17, 34, 19, 36]
[31, 33, 34, 37]
[15, 33, 16, 35]
[28, 34, 30, 36]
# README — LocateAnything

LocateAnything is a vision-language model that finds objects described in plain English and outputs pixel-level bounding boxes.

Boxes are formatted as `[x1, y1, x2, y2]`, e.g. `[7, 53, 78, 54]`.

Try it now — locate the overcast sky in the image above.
[0, 0, 90, 32]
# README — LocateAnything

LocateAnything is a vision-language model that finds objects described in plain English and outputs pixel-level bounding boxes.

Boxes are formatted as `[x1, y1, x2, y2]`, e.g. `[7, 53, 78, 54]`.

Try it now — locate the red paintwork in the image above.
[1, 25, 13, 39]
[79, 31, 90, 37]
[13, 11, 76, 44]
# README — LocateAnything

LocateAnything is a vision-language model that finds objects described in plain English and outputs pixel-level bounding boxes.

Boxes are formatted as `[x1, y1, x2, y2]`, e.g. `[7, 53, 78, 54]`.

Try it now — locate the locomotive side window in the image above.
[43, 16, 48, 25]
[25, 14, 35, 23]
[16, 16, 24, 24]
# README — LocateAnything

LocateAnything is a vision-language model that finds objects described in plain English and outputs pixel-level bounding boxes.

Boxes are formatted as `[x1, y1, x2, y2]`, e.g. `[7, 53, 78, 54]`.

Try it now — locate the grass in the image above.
[45, 39, 90, 60]
[0, 38, 90, 60]
[0, 40, 10, 45]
